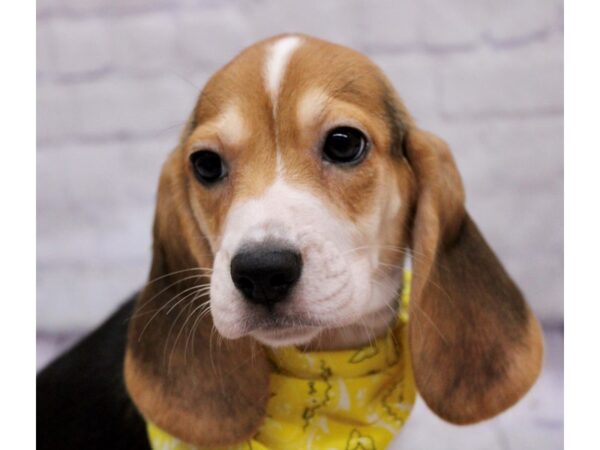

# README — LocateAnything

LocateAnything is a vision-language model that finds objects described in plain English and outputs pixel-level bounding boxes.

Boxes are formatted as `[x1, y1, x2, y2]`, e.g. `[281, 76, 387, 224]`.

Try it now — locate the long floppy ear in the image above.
[124, 149, 270, 447]
[405, 128, 544, 424]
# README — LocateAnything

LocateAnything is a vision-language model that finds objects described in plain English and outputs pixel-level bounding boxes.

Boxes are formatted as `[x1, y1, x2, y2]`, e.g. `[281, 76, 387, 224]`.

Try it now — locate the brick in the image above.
[174, 6, 250, 70]
[556, 1, 564, 33]
[38, 139, 171, 205]
[51, 0, 107, 15]
[484, 0, 563, 44]
[354, 0, 419, 50]
[73, 75, 196, 139]
[239, 0, 361, 49]
[59, 0, 176, 16]
[37, 137, 172, 211]
[416, 0, 485, 49]
[42, 17, 111, 76]
[37, 21, 57, 75]
[174, 0, 229, 8]
[37, 0, 59, 16]
[37, 83, 81, 144]
[109, 12, 178, 74]
[36, 145, 69, 209]
[440, 39, 563, 117]
[417, 0, 561, 49]
[372, 53, 438, 123]
[37, 260, 148, 330]
[36, 137, 179, 267]
[37, 201, 155, 266]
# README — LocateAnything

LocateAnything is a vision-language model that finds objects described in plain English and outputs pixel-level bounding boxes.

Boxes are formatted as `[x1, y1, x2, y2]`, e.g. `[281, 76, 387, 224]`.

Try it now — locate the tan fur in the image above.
[124, 34, 544, 446]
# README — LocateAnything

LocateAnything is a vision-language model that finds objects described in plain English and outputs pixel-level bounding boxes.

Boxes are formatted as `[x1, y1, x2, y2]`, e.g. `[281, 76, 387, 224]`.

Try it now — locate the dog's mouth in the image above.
[241, 313, 323, 346]
[251, 326, 320, 347]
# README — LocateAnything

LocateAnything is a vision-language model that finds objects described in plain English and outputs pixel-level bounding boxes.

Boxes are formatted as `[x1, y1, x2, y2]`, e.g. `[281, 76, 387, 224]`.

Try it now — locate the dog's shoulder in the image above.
[37, 296, 150, 450]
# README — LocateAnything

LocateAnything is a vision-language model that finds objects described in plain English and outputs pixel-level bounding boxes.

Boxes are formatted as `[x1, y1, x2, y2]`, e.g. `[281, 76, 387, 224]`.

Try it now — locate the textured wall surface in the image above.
[37, 0, 563, 333]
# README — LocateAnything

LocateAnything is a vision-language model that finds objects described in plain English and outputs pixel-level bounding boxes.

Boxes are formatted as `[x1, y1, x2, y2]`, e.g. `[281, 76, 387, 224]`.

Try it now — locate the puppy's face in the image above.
[181, 35, 413, 347]
[126, 36, 543, 442]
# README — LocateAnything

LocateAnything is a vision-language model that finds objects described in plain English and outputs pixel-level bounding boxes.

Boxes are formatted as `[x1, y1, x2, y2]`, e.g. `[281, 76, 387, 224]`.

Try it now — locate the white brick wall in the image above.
[37, 0, 564, 331]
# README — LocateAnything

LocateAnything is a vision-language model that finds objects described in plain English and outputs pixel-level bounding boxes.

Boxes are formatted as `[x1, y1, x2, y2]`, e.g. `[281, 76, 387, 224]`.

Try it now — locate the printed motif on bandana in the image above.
[147, 271, 416, 450]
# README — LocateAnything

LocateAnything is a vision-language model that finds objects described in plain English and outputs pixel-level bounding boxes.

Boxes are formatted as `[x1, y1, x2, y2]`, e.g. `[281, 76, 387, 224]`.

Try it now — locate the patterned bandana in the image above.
[147, 270, 415, 450]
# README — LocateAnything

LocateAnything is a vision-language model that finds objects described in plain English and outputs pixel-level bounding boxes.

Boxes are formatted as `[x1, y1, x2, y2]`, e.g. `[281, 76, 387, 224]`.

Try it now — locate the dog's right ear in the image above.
[124, 149, 270, 448]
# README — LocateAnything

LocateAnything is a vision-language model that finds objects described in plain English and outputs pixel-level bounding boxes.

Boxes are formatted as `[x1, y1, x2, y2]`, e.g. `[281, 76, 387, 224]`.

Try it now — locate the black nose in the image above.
[230, 245, 302, 306]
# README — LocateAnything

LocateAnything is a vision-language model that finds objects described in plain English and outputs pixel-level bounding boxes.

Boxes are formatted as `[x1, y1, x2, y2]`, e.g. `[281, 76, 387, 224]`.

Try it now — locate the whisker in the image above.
[410, 301, 448, 344]
[136, 282, 210, 341]
[144, 267, 213, 288]
[165, 285, 211, 315]
[168, 293, 208, 371]
[131, 273, 212, 319]
[184, 302, 212, 359]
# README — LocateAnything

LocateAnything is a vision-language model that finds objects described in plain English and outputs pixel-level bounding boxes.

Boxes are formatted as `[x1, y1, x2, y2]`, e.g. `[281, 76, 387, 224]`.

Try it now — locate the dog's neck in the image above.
[302, 305, 398, 351]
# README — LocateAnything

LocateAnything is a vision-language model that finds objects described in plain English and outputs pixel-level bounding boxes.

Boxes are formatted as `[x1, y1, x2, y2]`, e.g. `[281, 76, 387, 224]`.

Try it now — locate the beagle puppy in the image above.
[37, 34, 544, 450]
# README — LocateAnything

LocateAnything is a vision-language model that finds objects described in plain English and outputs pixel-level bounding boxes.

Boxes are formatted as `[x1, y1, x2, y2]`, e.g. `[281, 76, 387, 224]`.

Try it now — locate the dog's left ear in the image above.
[403, 128, 544, 424]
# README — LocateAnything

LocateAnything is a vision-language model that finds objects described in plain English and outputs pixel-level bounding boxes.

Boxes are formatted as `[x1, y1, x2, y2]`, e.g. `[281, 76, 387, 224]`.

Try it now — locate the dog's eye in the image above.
[322, 127, 368, 165]
[190, 150, 227, 185]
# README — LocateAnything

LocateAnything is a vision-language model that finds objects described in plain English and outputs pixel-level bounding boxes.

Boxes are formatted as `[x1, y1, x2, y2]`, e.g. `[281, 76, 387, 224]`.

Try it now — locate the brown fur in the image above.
[403, 129, 544, 424]
[124, 34, 543, 446]
[125, 149, 270, 447]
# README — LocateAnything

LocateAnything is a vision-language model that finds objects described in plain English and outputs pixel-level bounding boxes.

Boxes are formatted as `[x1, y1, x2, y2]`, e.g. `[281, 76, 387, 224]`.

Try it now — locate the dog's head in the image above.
[124, 34, 543, 447]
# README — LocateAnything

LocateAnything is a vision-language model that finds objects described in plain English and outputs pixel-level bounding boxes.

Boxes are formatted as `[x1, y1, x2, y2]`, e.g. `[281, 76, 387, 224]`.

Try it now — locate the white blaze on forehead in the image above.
[264, 35, 303, 104]
[264, 35, 303, 173]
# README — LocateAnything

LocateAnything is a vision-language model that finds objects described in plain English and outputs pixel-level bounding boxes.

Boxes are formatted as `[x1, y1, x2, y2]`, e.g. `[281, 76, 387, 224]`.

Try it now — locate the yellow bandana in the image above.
[147, 271, 415, 450]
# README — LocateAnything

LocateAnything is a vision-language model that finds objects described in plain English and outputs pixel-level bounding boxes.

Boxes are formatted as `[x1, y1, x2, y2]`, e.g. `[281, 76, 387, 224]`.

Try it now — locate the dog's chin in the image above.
[211, 310, 323, 345]
[250, 327, 321, 347]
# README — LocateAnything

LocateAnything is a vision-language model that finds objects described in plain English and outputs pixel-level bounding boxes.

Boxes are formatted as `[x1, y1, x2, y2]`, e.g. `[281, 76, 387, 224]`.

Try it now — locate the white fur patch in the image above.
[264, 35, 303, 105]
[297, 88, 330, 129]
[189, 104, 247, 152]
[264, 36, 303, 173]
[216, 104, 247, 147]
